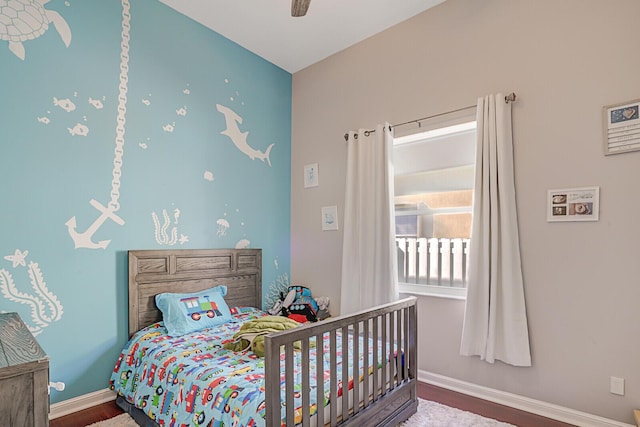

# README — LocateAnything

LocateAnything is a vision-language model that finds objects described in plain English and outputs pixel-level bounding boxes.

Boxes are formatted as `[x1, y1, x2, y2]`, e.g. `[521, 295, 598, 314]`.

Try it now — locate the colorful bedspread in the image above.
[110, 307, 392, 427]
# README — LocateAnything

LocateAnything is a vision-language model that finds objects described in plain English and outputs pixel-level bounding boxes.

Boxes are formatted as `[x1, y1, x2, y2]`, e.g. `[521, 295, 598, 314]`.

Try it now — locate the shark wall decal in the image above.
[216, 104, 274, 167]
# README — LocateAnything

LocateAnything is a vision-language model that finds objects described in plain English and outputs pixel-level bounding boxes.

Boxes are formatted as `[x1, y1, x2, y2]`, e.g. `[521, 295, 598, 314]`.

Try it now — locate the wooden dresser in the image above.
[0, 312, 49, 426]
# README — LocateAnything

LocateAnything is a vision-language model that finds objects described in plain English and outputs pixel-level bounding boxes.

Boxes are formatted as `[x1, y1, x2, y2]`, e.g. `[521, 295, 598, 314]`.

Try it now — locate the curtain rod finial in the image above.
[505, 92, 517, 103]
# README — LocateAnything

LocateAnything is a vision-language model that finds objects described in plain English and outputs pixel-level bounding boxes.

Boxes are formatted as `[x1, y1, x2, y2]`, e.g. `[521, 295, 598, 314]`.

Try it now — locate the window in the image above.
[393, 111, 476, 298]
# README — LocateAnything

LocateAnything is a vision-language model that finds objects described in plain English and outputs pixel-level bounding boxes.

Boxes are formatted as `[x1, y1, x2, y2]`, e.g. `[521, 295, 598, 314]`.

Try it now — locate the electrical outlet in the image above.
[610, 376, 625, 396]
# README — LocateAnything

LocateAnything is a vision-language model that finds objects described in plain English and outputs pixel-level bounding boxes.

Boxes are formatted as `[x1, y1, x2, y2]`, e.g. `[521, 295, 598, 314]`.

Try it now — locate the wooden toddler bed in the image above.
[116, 248, 417, 426]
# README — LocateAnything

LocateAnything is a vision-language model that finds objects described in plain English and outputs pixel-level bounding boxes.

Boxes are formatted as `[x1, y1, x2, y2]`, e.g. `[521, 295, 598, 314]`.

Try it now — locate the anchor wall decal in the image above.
[66, 0, 131, 250]
[66, 199, 125, 249]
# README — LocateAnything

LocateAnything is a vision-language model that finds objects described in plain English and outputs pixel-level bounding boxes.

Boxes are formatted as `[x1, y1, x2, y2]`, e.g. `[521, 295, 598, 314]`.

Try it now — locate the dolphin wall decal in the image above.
[216, 104, 274, 167]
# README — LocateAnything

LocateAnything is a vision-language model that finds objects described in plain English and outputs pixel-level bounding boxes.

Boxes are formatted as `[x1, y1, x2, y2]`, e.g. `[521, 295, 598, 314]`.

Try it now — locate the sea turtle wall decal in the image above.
[0, 0, 72, 60]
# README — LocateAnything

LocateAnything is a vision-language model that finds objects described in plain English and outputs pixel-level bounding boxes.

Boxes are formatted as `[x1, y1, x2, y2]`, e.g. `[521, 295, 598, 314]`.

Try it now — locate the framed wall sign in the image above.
[304, 163, 319, 188]
[321, 206, 338, 231]
[603, 98, 640, 155]
[547, 187, 599, 222]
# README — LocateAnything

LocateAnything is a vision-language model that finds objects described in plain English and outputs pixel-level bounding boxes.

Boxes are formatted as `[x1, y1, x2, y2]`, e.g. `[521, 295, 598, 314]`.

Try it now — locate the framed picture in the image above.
[304, 163, 319, 188]
[321, 206, 338, 231]
[547, 187, 599, 222]
[603, 98, 640, 155]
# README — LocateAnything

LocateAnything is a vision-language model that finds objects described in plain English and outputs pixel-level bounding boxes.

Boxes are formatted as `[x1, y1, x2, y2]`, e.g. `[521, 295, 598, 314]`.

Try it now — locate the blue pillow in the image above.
[155, 286, 232, 336]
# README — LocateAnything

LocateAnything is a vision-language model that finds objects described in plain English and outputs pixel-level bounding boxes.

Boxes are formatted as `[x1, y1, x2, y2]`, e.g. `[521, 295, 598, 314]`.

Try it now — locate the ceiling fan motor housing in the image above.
[292, 0, 311, 17]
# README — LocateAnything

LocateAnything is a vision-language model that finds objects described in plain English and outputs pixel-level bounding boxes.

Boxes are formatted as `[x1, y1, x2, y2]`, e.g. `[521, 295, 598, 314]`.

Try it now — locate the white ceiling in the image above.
[159, 0, 446, 74]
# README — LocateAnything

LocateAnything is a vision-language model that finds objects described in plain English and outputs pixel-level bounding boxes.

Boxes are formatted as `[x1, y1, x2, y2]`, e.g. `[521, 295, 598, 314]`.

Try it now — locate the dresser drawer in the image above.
[0, 313, 49, 427]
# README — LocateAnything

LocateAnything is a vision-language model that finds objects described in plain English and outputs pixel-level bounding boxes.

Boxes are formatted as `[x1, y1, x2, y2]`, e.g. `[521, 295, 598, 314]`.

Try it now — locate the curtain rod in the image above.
[343, 92, 517, 141]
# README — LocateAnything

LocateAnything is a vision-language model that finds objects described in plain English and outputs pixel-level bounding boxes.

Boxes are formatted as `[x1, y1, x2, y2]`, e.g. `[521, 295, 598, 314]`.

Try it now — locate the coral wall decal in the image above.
[265, 273, 290, 311]
[235, 239, 250, 249]
[1, 249, 63, 336]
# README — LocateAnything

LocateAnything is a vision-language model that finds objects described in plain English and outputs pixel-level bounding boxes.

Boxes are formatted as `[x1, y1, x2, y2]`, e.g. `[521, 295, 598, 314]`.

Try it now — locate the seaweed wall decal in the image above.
[0, 256, 63, 336]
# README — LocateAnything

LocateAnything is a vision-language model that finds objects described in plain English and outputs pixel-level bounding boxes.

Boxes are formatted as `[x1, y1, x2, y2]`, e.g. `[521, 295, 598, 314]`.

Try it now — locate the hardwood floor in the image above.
[50, 382, 577, 427]
[416, 382, 575, 427]
[50, 399, 123, 427]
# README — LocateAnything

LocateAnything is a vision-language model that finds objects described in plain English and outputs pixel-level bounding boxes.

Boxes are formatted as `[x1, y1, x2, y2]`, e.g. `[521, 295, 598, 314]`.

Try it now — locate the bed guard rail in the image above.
[264, 296, 418, 426]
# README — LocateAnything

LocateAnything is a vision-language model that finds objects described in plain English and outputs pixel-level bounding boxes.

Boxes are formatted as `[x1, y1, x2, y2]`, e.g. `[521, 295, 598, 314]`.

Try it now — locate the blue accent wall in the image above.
[0, 0, 291, 403]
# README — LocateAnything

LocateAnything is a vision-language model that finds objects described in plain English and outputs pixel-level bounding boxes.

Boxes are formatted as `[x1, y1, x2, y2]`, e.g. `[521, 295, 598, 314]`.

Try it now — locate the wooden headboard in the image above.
[128, 248, 262, 336]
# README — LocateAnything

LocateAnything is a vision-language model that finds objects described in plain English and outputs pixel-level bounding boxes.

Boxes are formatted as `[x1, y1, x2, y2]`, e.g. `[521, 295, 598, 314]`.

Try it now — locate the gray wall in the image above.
[290, 0, 640, 423]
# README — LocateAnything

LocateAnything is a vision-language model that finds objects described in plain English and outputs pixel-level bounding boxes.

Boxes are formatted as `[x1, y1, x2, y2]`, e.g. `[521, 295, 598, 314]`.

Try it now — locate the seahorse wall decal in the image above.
[0, 255, 63, 336]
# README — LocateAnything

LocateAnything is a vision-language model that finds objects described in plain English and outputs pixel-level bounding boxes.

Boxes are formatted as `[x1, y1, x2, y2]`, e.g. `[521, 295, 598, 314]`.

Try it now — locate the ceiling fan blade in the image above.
[291, 0, 311, 17]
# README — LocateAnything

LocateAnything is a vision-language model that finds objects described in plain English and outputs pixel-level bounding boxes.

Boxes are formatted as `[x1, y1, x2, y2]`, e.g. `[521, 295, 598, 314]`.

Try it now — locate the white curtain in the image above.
[340, 123, 399, 315]
[460, 94, 532, 367]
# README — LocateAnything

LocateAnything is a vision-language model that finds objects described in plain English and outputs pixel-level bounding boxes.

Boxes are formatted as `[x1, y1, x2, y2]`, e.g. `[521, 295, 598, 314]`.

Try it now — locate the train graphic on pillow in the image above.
[180, 296, 223, 321]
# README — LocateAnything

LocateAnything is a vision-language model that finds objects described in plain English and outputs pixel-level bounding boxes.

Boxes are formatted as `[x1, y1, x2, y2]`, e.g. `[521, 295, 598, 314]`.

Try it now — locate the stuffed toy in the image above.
[314, 296, 331, 320]
[268, 285, 330, 322]
[314, 296, 330, 311]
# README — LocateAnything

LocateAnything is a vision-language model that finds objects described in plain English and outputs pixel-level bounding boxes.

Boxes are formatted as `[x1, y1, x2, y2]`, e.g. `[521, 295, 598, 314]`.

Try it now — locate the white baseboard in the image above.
[49, 388, 116, 420]
[419, 370, 634, 427]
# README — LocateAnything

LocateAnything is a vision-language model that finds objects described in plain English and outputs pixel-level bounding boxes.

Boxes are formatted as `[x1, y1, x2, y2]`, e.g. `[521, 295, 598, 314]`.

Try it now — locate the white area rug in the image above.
[87, 413, 137, 427]
[401, 398, 516, 426]
[88, 398, 516, 426]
